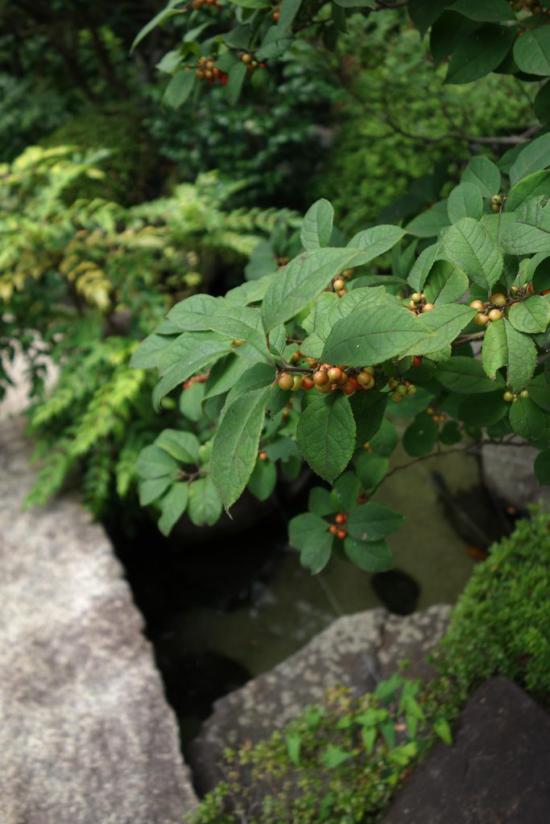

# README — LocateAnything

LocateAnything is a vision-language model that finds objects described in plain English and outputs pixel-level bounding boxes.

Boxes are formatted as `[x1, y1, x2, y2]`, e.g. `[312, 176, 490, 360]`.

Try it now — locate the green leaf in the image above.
[163, 70, 195, 108]
[437, 356, 503, 393]
[156, 429, 200, 463]
[286, 731, 301, 766]
[152, 335, 231, 408]
[350, 391, 388, 445]
[446, 24, 515, 84]
[167, 294, 222, 330]
[136, 445, 178, 479]
[261, 247, 363, 332]
[462, 156, 501, 198]
[276, 0, 303, 29]
[434, 718, 453, 745]
[501, 197, 550, 255]
[344, 538, 393, 572]
[322, 745, 354, 769]
[348, 225, 406, 257]
[187, 477, 223, 526]
[289, 512, 333, 573]
[513, 27, 550, 77]
[131, 0, 181, 51]
[131, 332, 178, 369]
[248, 458, 277, 500]
[408, 0, 449, 36]
[300, 199, 334, 250]
[506, 171, 550, 212]
[442, 217, 502, 289]
[527, 373, 550, 411]
[347, 502, 404, 542]
[403, 304, 476, 356]
[309, 486, 337, 516]
[139, 477, 172, 506]
[406, 201, 449, 238]
[355, 452, 389, 490]
[424, 263, 468, 304]
[510, 134, 550, 185]
[447, 182, 483, 222]
[408, 243, 442, 290]
[534, 449, 550, 484]
[500, 320, 537, 390]
[534, 82, 550, 125]
[332, 472, 362, 510]
[158, 483, 189, 536]
[180, 381, 206, 421]
[297, 394, 356, 482]
[509, 296, 550, 334]
[322, 304, 424, 366]
[211, 387, 270, 509]
[403, 413, 439, 456]
[227, 61, 247, 104]
[509, 397, 550, 445]
[449, 0, 515, 21]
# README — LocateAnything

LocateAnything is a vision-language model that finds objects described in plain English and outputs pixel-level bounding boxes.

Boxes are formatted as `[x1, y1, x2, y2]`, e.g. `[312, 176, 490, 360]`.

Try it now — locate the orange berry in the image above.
[277, 372, 293, 391]
[329, 524, 339, 535]
[313, 370, 329, 386]
[327, 367, 344, 383]
[335, 513, 347, 525]
[302, 376, 314, 390]
[337, 529, 347, 540]
[422, 303, 434, 313]
[259, 450, 268, 461]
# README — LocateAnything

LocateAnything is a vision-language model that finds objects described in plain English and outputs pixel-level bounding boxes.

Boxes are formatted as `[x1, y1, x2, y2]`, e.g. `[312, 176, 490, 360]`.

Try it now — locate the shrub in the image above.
[0, 146, 297, 515]
[437, 509, 550, 703]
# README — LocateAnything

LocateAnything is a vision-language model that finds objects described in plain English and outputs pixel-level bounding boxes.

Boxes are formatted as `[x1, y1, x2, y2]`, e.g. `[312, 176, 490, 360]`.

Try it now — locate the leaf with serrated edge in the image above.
[442, 217, 502, 288]
[301, 199, 334, 250]
[347, 502, 404, 542]
[297, 394, 356, 482]
[482, 318, 536, 390]
[211, 387, 270, 510]
[344, 538, 392, 572]
[158, 483, 189, 536]
[509, 296, 550, 335]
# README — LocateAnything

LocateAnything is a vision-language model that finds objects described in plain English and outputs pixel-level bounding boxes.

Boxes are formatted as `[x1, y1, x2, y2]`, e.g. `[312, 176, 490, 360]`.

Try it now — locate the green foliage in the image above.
[319, 13, 534, 232]
[190, 674, 446, 824]
[437, 509, 550, 701]
[1, 145, 294, 515]
[138, 131, 550, 562]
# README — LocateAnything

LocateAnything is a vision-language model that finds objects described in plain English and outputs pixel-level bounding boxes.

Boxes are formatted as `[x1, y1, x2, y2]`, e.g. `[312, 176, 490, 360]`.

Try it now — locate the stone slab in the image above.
[383, 676, 550, 824]
[0, 386, 197, 822]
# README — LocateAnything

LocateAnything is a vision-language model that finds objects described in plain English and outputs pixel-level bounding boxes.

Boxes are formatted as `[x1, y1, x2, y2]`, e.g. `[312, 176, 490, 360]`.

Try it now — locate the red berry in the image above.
[335, 513, 347, 525]
[337, 529, 347, 540]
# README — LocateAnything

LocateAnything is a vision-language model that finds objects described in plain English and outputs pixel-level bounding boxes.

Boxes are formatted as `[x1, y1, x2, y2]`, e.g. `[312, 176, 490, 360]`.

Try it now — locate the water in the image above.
[109, 445, 494, 744]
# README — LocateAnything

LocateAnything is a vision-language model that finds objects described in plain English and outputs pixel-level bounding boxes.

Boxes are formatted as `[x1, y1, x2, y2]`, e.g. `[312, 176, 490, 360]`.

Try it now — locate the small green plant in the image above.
[190, 674, 451, 824]
[190, 510, 550, 822]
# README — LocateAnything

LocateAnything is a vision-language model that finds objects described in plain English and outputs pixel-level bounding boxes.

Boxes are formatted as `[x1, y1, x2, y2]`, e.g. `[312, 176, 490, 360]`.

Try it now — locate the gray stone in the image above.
[383, 677, 550, 824]
[0, 392, 197, 822]
[188, 604, 450, 793]
[482, 442, 550, 509]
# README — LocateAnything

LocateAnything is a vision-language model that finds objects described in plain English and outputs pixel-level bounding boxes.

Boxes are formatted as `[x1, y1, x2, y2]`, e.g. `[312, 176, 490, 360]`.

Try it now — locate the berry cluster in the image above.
[388, 377, 416, 403]
[426, 406, 447, 424]
[470, 292, 507, 326]
[195, 57, 228, 85]
[277, 362, 376, 397]
[503, 389, 529, 403]
[328, 512, 347, 540]
[407, 292, 434, 315]
[240, 53, 267, 72]
[332, 269, 353, 297]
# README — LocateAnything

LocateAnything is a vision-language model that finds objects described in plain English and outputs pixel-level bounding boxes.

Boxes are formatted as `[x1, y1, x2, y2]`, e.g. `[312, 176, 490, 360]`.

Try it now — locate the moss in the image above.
[190, 511, 550, 823]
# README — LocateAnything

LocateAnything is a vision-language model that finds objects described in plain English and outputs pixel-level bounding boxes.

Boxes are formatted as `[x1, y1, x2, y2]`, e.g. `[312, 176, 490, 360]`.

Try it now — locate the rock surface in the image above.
[188, 603, 451, 793]
[383, 676, 550, 824]
[482, 442, 550, 509]
[0, 376, 197, 823]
